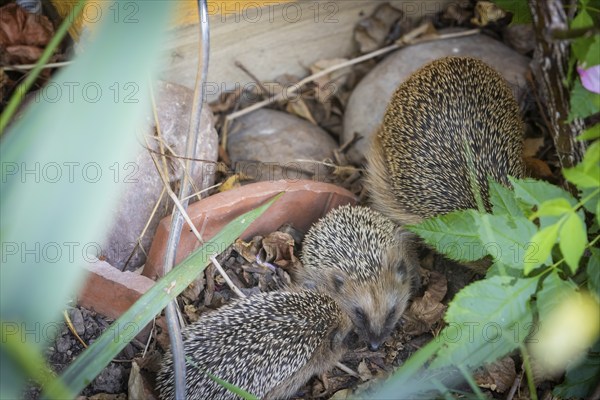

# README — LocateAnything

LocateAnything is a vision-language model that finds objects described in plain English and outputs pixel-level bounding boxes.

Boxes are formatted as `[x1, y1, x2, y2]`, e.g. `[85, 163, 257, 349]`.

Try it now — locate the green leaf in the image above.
[553, 341, 600, 398]
[534, 198, 574, 217]
[509, 177, 580, 228]
[572, 34, 600, 67]
[0, 2, 172, 398]
[588, 248, 600, 300]
[431, 276, 538, 369]
[475, 214, 538, 268]
[493, 0, 532, 24]
[571, 8, 594, 29]
[559, 213, 588, 273]
[509, 178, 578, 208]
[407, 210, 485, 262]
[486, 260, 524, 278]
[563, 164, 600, 189]
[489, 179, 524, 217]
[568, 79, 600, 122]
[537, 271, 578, 321]
[371, 339, 447, 398]
[563, 141, 600, 190]
[525, 223, 560, 274]
[577, 124, 600, 141]
[43, 197, 279, 398]
[584, 141, 600, 166]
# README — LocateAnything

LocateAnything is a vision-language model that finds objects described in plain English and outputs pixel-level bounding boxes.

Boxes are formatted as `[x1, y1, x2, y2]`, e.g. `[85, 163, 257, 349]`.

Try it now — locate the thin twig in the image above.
[339, 131, 363, 153]
[141, 318, 156, 358]
[235, 60, 271, 96]
[122, 186, 167, 271]
[225, 27, 480, 122]
[506, 370, 523, 400]
[62, 310, 87, 348]
[147, 136, 205, 201]
[2, 60, 72, 71]
[145, 136, 205, 244]
[209, 255, 246, 298]
[335, 362, 361, 379]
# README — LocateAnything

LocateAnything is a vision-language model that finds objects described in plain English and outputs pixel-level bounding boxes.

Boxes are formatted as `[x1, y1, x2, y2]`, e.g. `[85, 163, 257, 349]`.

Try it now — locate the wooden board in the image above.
[50, 1, 451, 101]
[161, 0, 451, 100]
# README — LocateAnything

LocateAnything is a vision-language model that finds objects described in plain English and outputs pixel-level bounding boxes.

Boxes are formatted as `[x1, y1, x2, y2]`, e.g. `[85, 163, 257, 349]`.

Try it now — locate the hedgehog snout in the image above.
[367, 335, 387, 352]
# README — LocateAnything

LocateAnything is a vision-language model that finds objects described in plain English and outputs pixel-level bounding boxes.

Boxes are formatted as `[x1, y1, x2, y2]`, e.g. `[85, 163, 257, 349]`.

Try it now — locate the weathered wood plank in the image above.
[161, 1, 450, 100]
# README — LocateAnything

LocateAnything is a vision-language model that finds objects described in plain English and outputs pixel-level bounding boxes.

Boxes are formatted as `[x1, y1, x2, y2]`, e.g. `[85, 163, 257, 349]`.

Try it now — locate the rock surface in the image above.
[227, 109, 337, 182]
[343, 33, 531, 163]
[103, 81, 218, 271]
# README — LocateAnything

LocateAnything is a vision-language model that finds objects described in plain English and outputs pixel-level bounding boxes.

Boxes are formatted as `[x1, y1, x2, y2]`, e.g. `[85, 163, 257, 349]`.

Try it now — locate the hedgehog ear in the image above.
[384, 231, 420, 282]
[301, 278, 318, 290]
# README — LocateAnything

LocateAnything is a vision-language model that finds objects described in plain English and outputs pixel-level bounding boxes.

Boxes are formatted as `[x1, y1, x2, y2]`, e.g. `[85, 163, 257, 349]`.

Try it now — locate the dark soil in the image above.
[23, 307, 142, 400]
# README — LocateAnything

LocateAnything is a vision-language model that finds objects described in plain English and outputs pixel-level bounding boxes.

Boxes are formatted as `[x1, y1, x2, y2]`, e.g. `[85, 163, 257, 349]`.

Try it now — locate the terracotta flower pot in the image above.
[78, 180, 357, 319]
[143, 179, 357, 279]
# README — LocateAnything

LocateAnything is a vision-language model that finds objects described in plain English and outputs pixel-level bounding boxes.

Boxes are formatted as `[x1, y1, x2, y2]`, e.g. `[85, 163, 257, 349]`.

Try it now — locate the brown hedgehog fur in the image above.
[296, 205, 420, 351]
[366, 56, 525, 226]
[156, 290, 352, 400]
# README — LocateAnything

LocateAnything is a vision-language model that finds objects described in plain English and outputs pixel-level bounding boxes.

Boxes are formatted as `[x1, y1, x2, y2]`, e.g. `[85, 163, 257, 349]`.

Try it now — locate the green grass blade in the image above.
[0, 322, 70, 399]
[43, 196, 279, 398]
[0, 2, 172, 398]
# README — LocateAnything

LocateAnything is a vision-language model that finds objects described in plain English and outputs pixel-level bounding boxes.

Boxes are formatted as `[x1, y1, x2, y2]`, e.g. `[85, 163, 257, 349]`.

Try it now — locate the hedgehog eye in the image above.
[395, 260, 407, 276]
[354, 307, 368, 324]
[385, 307, 397, 326]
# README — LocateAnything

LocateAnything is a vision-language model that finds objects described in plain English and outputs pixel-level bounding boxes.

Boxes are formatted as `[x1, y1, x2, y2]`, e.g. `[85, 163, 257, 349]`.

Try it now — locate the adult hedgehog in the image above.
[366, 57, 525, 226]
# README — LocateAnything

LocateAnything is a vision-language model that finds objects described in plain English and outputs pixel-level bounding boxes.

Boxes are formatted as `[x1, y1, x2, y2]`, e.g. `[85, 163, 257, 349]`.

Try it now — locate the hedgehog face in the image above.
[328, 247, 417, 351]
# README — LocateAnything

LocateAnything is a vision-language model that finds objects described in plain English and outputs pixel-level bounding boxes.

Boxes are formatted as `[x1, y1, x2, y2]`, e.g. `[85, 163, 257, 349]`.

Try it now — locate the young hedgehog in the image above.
[366, 56, 525, 226]
[156, 290, 352, 400]
[296, 205, 420, 351]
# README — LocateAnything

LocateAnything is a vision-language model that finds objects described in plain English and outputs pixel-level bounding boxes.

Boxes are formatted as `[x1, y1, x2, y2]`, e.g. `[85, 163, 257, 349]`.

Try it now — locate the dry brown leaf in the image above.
[218, 174, 241, 192]
[329, 388, 351, 400]
[233, 236, 262, 263]
[286, 97, 317, 124]
[262, 231, 296, 268]
[209, 88, 243, 113]
[354, 3, 403, 53]
[127, 360, 157, 400]
[0, 3, 54, 65]
[357, 361, 373, 381]
[473, 356, 516, 393]
[309, 58, 350, 106]
[523, 137, 545, 157]
[471, 1, 507, 27]
[441, 3, 473, 25]
[403, 269, 448, 335]
[183, 304, 200, 322]
[421, 268, 448, 303]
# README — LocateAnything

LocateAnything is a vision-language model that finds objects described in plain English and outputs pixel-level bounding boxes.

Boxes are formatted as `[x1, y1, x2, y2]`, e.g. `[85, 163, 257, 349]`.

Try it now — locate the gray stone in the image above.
[227, 109, 337, 182]
[55, 336, 72, 353]
[343, 32, 531, 163]
[69, 308, 85, 336]
[103, 81, 219, 271]
[91, 363, 125, 393]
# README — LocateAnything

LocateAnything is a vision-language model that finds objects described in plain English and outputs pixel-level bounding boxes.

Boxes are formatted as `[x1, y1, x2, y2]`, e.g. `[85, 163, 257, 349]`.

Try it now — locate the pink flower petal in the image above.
[578, 65, 600, 94]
